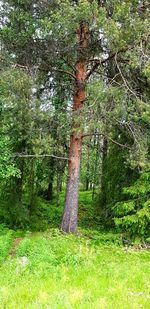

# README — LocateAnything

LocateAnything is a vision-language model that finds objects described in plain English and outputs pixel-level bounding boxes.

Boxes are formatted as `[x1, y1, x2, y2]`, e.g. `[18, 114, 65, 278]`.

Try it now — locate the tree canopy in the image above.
[0, 0, 150, 237]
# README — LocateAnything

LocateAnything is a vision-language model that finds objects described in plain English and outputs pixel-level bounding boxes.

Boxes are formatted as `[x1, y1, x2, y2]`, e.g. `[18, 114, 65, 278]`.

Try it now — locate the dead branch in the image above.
[12, 154, 69, 160]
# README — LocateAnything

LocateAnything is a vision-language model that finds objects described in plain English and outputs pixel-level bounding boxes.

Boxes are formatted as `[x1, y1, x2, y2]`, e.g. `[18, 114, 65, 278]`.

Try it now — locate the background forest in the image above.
[0, 0, 150, 239]
[0, 1, 150, 308]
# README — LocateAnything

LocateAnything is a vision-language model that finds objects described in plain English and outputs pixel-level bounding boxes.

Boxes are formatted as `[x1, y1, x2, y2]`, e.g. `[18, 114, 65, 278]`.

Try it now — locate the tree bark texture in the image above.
[61, 22, 89, 232]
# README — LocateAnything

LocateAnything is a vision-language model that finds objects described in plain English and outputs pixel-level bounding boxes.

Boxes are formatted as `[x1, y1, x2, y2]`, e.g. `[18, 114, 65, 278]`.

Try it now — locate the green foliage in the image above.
[29, 191, 97, 231]
[78, 191, 99, 228]
[0, 190, 96, 231]
[114, 171, 150, 239]
[0, 135, 20, 179]
[0, 70, 29, 180]
[83, 229, 122, 246]
[104, 1, 148, 51]
[0, 68, 41, 228]
[0, 69, 32, 102]
[100, 129, 138, 222]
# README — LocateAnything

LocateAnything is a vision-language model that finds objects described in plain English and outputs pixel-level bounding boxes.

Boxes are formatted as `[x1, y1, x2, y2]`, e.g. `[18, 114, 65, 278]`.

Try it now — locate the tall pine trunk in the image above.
[61, 22, 89, 233]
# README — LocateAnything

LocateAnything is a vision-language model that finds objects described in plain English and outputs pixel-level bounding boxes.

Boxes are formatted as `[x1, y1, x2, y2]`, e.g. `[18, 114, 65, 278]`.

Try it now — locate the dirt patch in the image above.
[133, 244, 150, 251]
[10, 237, 23, 256]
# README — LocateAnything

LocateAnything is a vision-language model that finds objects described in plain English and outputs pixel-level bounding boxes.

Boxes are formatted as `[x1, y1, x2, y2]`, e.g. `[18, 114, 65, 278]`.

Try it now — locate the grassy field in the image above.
[0, 192, 150, 308]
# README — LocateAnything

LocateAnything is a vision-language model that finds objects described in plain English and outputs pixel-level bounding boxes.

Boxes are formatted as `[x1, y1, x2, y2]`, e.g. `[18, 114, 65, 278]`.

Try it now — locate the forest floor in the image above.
[0, 192, 150, 308]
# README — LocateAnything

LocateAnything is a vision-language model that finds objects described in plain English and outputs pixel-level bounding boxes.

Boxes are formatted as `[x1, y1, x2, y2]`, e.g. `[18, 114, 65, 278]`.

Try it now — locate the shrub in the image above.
[114, 171, 150, 240]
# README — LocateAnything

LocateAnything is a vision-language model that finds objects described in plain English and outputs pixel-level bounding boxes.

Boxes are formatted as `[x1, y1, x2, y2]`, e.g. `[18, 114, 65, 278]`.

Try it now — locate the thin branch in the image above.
[86, 49, 126, 80]
[12, 64, 31, 73]
[126, 122, 139, 146]
[108, 73, 120, 84]
[53, 69, 76, 80]
[115, 54, 139, 99]
[12, 64, 28, 69]
[12, 154, 69, 160]
[82, 133, 131, 149]
[108, 136, 131, 149]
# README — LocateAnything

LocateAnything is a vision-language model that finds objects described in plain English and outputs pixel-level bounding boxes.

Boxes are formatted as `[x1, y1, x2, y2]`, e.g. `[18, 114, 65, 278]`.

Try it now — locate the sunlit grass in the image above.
[0, 227, 149, 308]
[0, 191, 149, 308]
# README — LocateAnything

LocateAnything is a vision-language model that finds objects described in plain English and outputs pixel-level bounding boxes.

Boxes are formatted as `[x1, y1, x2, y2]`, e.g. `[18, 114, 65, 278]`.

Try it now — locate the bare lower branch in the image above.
[12, 154, 69, 160]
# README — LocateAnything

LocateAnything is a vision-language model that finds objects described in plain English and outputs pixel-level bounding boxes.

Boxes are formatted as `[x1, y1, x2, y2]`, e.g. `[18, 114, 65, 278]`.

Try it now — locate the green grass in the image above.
[0, 192, 149, 308]
[0, 225, 14, 264]
[0, 227, 150, 309]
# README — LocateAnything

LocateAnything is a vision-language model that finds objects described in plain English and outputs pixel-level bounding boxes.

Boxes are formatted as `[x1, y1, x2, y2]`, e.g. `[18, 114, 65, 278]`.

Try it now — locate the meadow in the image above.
[0, 192, 149, 309]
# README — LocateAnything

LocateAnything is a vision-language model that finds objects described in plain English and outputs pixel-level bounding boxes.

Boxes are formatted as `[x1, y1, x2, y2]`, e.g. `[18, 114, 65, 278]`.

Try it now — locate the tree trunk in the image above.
[56, 162, 66, 206]
[61, 22, 89, 233]
[15, 140, 26, 206]
[46, 181, 53, 201]
[85, 141, 90, 191]
[92, 134, 100, 200]
[28, 158, 35, 212]
[85, 176, 89, 191]
[100, 136, 108, 207]
[45, 157, 55, 201]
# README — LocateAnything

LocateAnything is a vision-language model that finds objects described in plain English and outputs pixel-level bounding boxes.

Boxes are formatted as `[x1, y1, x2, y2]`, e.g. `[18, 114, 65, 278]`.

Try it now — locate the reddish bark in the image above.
[61, 22, 89, 232]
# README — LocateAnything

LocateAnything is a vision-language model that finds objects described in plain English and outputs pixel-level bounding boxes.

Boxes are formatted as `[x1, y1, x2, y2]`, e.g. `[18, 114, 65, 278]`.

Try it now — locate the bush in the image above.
[113, 171, 150, 240]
